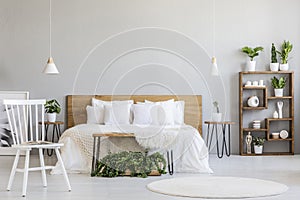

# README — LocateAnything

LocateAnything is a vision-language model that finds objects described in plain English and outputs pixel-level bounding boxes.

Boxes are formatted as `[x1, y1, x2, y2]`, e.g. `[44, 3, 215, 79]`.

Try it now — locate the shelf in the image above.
[268, 138, 293, 141]
[267, 96, 292, 100]
[240, 71, 294, 75]
[239, 71, 294, 156]
[243, 86, 266, 90]
[243, 128, 267, 132]
[243, 107, 266, 110]
[266, 118, 292, 121]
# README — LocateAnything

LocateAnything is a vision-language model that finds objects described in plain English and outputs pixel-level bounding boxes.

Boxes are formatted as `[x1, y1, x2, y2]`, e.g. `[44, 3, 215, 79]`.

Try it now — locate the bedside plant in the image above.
[271, 76, 286, 97]
[45, 99, 61, 122]
[277, 40, 293, 71]
[241, 46, 264, 72]
[270, 43, 279, 71]
[253, 137, 265, 154]
[212, 101, 222, 122]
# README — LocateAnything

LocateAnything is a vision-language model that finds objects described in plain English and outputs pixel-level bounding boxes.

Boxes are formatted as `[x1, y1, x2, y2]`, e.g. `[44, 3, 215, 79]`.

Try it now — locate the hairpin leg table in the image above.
[39, 121, 64, 156]
[204, 121, 235, 158]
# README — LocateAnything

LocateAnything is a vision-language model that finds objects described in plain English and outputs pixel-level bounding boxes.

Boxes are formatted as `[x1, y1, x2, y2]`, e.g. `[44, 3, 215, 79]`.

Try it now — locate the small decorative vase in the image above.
[277, 101, 283, 119]
[280, 63, 289, 71]
[273, 111, 279, 118]
[274, 89, 283, 97]
[254, 145, 263, 154]
[247, 61, 256, 72]
[212, 113, 222, 122]
[270, 63, 279, 71]
[47, 113, 56, 122]
[247, 96, 259, 107]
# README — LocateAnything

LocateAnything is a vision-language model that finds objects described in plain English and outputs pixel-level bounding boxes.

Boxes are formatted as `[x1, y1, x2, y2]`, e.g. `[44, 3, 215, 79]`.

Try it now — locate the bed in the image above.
[51, 95, 212, 174]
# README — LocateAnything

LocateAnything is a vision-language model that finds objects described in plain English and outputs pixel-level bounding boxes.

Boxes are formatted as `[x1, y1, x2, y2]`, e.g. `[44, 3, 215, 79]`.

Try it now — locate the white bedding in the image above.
[51, 124, 212, 174]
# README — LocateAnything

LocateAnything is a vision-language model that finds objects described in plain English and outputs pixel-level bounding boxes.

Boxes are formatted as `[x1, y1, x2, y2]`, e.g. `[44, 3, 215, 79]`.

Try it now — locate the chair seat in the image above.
[12, 142, 64, 149]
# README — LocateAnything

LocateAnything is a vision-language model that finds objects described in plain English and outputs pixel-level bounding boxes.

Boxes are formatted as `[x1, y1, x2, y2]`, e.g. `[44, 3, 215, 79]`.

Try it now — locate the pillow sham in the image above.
[145, 99, 185, 125]
[86, 105, 104, 124]
[145, 99, 175, 125]
[104, 103, 132, 125]
[132, 103, 153, 125]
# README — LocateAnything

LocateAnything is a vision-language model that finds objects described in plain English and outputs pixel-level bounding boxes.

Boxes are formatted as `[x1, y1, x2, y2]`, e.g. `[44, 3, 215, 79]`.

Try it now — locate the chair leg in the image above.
[55, 148, 71, 191]
[7, 149, 21, 191]
[22, 150, 30, 197]
[38, 148, 47, 187]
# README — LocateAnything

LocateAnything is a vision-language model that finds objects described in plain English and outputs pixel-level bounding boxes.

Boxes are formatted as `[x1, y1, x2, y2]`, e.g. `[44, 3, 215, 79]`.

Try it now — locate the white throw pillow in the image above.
[104, 103, 132, 125]
[145, 99, 175, 125]
[132, 104, 153, 125]
[174, 101, 185, 125]
[86, 105, 104, 124]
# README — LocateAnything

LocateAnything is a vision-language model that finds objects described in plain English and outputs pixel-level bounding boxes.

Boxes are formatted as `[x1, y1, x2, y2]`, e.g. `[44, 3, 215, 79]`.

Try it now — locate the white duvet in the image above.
[51, 124, 212, 174]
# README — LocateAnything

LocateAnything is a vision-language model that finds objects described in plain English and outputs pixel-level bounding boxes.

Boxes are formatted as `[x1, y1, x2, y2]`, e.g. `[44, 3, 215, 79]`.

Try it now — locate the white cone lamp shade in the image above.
[211, 57, 219, 76]
[43, 57, 59, 74]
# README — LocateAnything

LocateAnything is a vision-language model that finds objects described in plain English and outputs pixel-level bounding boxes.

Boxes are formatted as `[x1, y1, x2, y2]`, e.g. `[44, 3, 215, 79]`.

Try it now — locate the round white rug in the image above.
[147, 176, 288, 199]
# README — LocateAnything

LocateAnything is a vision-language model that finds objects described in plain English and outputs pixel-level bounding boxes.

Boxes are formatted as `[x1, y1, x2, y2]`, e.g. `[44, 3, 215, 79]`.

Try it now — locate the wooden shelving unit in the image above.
[239, 71, 294, 156]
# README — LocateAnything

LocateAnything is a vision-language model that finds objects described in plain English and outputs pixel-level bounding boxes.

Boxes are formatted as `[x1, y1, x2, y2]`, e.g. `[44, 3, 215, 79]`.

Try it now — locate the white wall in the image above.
[0, 0, 299, 154]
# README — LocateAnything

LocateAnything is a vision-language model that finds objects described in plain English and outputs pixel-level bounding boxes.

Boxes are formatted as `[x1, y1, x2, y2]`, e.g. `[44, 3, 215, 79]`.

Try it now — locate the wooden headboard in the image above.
[66, 95, 202, 135]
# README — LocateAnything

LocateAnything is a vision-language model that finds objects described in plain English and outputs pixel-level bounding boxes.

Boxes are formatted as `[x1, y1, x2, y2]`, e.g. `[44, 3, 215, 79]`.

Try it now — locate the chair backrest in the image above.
[3, 99, 46, 145]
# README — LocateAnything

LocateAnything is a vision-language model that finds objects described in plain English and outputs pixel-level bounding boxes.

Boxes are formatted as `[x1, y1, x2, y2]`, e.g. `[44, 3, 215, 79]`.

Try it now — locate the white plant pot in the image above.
[47, 113, 56, 122]
[270, 63, 279, 71]
[274, 89, 283, 97]
[254, 145, 263, 154]
[247, 61, 256, 72]
[212, 113, 222, 122]
[280, 63, 289, 71]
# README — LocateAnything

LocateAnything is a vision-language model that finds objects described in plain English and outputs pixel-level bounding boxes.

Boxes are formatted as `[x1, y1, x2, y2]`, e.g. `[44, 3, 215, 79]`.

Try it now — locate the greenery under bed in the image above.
[91, 151, 166, 178]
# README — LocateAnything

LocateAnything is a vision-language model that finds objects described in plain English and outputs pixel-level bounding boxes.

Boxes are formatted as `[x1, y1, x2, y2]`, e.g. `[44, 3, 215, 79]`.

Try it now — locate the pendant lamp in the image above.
[43, 0, 59, 74]
[211, 56, 219, 76]
[210, 0, 219, 76]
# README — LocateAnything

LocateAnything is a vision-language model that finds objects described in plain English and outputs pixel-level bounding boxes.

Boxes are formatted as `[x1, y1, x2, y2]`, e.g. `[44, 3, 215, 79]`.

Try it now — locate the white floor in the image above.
[0, 154, 299, 200]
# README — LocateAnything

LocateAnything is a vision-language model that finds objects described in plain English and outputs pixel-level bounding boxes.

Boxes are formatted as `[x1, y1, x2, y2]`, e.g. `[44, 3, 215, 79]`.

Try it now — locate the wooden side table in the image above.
[204, 121, 235, 158]
[39, 121, 64, 156]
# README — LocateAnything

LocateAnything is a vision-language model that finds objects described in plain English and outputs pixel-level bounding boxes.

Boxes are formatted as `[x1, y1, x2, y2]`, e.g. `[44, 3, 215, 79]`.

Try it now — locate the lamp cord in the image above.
[49, 0, 52, 58]
[212, 0, 215, 56]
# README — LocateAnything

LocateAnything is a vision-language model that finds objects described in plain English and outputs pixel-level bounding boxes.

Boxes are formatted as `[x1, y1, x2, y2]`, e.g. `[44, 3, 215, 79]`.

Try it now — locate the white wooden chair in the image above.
[3, 99, 71, 197]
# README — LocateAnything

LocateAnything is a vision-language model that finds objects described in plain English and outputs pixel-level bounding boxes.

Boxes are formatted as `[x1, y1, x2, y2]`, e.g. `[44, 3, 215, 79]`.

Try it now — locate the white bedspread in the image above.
[51, 124, 212, 174]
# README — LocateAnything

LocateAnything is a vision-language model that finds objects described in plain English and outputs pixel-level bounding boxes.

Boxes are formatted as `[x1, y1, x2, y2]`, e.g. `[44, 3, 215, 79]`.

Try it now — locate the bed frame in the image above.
[66, 95, 202, 135]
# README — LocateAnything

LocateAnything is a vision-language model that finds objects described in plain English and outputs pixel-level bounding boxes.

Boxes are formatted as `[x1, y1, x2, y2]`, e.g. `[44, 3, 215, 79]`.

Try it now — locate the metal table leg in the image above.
[167, 150, 174, 175]
[91, 136, 96, 175]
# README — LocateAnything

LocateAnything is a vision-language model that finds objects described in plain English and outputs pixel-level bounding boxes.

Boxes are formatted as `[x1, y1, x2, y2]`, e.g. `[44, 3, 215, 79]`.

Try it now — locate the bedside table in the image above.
[39, 121, 64, 156]
[204, 121, 235, 158]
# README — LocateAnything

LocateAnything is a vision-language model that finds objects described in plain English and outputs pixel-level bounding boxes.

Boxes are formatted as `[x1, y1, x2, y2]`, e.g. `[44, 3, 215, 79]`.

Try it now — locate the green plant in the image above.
[277, 40, 293, 64]
[271, 76, 286, 89]
[91, 151, 166, 178]
[271, 43, 278, 63]
[213, 101, 220, 113]
[241, 46, 264, 61]
[45, 99, 61, 114]
[253, 137, 265, 146]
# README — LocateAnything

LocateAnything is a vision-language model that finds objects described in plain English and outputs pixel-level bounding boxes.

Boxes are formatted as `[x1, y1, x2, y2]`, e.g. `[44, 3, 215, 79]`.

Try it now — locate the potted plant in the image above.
[277, 40, 293, 71]
[270, 43, 279, 71]
[45, 99, 61, 122]
[212, 101, 222, 122]
[241, 46, 264, 71]
[253, 137, 265, 154]
[271, 76, 286, 97]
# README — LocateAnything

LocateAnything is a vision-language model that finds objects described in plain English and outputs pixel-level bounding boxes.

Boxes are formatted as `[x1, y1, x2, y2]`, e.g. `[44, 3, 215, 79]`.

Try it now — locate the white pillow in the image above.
[86, 105, 104, 124]
[145, 99, 175, 125]
[104, 103, 132, 125]
[132, 104, 153, 125]
[92, 98, 133, 107]
[174, 101, 185, 124]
